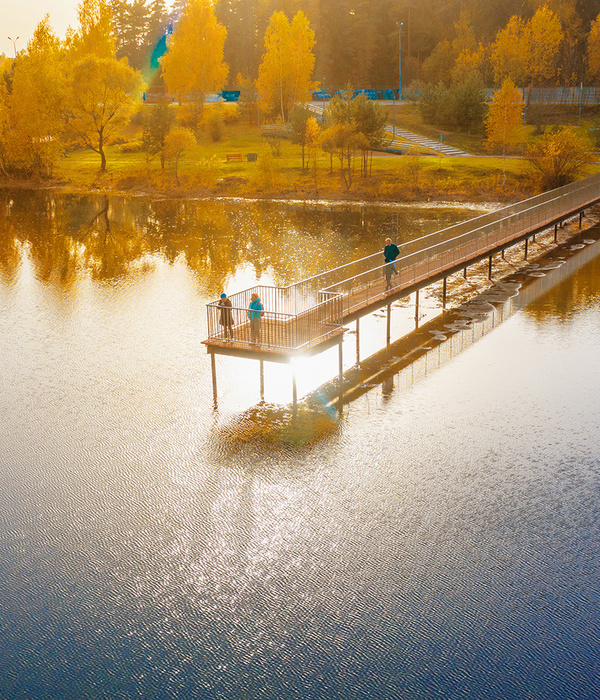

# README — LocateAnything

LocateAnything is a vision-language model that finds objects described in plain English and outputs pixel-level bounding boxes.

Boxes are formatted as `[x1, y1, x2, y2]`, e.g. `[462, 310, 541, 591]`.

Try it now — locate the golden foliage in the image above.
[256, 11, 316, 122]
[492, 6, 563, 86]
[588, 14, 600, 82]
[66, 56, 144, 171]
[161, 0, 228, 110]
[526, 128, 593, 189]
[66, 0, 116, 60]
[485, 78, 525, 154]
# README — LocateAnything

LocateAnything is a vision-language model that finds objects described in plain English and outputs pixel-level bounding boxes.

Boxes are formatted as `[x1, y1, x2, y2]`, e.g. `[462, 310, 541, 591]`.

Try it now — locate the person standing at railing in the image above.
[247, 293, 264, 344]
[218, 292, 234, 341]
[384, 237, 400, 290]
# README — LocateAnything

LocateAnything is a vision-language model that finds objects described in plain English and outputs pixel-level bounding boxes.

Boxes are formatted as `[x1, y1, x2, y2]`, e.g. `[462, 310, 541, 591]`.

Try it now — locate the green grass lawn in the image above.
[49, 109, 596, 202]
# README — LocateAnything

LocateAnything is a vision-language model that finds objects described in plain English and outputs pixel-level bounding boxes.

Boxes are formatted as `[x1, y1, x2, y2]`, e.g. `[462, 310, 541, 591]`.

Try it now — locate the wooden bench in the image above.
[225, 153, 244, 162]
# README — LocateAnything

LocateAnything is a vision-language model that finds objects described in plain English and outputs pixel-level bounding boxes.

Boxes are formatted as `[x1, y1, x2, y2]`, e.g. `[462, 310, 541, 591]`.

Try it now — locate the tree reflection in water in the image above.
[0, 189, 478, 296]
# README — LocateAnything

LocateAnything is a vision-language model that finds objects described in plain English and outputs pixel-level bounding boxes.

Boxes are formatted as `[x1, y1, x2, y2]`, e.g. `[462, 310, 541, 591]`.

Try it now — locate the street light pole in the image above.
[397, 23, 403, 100]
[7, 36, 19, 58]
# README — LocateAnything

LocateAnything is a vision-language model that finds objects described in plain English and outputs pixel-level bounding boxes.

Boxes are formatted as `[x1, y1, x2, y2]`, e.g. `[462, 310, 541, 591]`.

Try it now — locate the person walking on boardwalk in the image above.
[247, 292, 263, 344]
[384, 237, 400, 291]
[218, 292, 234, 341]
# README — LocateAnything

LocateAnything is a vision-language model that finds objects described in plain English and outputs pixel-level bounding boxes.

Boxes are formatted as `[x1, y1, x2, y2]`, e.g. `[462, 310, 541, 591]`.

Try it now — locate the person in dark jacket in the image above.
[384, 237, 400, 291]
[218, 292, 234, 340]
[247, 292, 263, 344]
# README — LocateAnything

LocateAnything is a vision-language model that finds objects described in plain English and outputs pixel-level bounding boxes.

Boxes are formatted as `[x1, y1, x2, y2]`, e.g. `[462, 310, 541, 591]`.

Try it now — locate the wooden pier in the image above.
[204, 174, 600, 407]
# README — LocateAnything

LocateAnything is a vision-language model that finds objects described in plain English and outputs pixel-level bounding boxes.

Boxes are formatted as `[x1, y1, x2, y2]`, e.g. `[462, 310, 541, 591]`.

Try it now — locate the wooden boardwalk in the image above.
[204, 174, 600, 363]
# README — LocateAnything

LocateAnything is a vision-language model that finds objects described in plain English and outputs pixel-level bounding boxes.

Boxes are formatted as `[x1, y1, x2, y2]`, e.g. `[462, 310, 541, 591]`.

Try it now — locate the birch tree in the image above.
[256, 10, 315, 122]
[66, 0, 116, 60]
[160, 0, 228, 120]
[526, 5, 563, 86]
[8, 17, 67, 176]
[588, 14, 600, 82]
[485, 77, 524, 185]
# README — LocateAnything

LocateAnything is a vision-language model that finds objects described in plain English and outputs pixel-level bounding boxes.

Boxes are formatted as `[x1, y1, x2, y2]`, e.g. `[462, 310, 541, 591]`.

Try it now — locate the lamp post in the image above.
[7, 36, 19, 58]
[397, 22, 403, 100]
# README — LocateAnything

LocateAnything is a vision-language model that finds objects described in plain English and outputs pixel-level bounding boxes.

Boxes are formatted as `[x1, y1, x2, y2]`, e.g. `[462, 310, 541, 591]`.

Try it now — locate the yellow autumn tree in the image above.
[526, 5, 563, 86]
[256, 10, 316, 122]
[66, 56, 143, 171]
[164, 126, 196, 182]
[491, 16, 528, 85]
[492, 6, 563, 87]
[66, 0, 116, 60]
[452, 44, 486, 84]
[161, 0, 228, 121]
[587, 14, 600, 83]
[485, 77, 525, 185]
[9, 17, 67, 176]
[0, 75, 11, 175]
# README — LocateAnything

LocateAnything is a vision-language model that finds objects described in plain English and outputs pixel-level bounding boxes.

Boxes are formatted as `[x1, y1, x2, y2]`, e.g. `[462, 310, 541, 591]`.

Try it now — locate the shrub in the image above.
[206, 108, 225, 142]
[119, 140, 144, 153]
[194, 156, 222, 187]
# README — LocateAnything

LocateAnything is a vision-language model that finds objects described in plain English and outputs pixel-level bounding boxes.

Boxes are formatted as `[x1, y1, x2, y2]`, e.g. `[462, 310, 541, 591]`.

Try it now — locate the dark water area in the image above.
[1, 190, 599, 699]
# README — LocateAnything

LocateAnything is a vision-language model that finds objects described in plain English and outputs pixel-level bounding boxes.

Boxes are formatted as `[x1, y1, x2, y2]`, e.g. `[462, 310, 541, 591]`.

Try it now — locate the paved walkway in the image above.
[384, 125, 470, 157]
[309, 101, 471, 157]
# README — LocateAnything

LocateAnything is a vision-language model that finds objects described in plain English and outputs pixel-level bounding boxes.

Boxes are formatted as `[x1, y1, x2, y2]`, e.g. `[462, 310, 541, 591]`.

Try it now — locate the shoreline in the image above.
[0, 175, 533, 207]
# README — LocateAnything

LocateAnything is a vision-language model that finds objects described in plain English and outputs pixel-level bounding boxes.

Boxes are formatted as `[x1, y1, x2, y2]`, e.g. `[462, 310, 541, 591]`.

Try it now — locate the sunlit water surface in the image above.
[1, 191, 599, 699]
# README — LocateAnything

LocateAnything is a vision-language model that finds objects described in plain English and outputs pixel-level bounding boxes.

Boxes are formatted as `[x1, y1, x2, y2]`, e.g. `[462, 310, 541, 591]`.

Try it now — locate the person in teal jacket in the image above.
[247, 292, 264, 344]
[384, 237, 400, 290]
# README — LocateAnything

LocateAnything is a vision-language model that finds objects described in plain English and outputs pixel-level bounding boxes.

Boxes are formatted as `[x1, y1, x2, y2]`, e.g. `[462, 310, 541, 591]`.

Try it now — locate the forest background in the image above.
[1, 0, 600, 202]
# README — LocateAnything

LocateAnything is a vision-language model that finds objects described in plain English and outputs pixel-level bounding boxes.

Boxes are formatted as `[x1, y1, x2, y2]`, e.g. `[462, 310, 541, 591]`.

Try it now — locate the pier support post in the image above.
[414, 290, 420, 328]
[464, 266, 468, 279]
[524, 237, 529, 260]
[356, 318, 360, 365]
[488, 255, 493, 280]
[501, 248, 505, 260]
[386, 302, 392, 347]
[442, 277, 447, 309]
[554, 223, 558, 242]
[580, 211, 583, 227]
[338, 338, 344, 408]
[210, 351, 218, 407]
[292, 370, 298, 417]
[260, 360, 265, 403]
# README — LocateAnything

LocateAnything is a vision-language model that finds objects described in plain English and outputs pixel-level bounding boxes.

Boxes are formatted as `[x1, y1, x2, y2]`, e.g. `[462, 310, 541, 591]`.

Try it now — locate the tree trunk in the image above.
[99, 128, 106, 172]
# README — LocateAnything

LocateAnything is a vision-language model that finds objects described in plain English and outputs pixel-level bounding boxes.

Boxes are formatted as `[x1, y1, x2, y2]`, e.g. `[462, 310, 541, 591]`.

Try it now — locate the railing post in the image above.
[210, 351, 218, 408]
[260, 360, 265, 403]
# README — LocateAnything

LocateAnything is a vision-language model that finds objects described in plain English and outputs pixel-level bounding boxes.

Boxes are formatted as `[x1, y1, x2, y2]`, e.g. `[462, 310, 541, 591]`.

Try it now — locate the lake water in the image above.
[1, 191, 599, 699]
